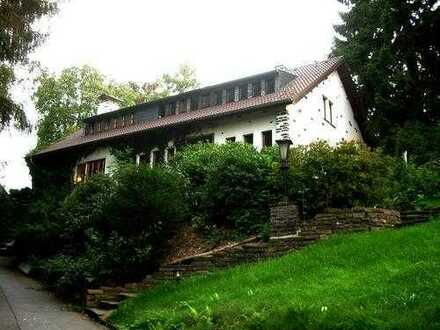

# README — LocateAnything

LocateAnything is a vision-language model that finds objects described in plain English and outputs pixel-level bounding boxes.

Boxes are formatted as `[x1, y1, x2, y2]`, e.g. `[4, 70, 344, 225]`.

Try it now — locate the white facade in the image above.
[286, 71, 362, 146]
[76, 70, 362, 174]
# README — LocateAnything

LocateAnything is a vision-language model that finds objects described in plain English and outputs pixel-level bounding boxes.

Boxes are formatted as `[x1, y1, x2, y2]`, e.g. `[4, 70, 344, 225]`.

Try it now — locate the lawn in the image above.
[109, 218, 440, 330]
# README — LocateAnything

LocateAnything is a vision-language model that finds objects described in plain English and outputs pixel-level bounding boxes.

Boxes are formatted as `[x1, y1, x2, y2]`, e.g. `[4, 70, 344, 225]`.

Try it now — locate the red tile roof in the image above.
[33, 57, 343, 156]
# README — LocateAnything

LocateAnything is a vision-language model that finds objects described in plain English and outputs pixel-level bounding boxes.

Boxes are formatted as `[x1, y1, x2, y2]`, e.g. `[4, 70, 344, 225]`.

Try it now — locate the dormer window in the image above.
[252, 81, 261, 97]
[213, 90, 222, 106]
[239, 84, 248, 100]
[226, 87, 235, 103]
[177, 99, 187, 113]
[200, 94, 210, 108]
[265, 78, 275, 94]
[159, 104, 166, 118]
[94, 121, 101, 133]
[167, 102, 176, 116]
[190, 95, 199, 111]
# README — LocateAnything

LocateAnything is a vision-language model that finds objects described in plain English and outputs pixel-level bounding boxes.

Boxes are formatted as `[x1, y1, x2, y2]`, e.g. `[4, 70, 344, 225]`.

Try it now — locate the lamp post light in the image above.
[276, 138, 292, 199]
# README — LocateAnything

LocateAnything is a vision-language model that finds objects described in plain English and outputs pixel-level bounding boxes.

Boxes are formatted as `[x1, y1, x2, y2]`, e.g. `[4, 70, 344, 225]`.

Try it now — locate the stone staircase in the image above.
[84, 228, 333, 320]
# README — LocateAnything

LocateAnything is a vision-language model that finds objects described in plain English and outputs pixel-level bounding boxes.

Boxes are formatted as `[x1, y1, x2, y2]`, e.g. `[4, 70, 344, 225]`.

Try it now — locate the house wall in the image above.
[187, 109, 278, 150]
[74, 71, 363, 175]
[286, 71, 362, 147]
[73, 147, 116, 178]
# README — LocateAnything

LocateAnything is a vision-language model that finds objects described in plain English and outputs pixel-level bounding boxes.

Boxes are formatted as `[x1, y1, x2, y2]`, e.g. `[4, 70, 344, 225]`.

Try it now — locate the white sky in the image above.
[0, 0, 345, 190]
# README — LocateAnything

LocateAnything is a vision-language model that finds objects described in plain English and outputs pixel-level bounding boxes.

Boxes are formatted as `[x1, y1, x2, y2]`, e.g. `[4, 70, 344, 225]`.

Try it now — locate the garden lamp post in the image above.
[276, 138, 292, 199]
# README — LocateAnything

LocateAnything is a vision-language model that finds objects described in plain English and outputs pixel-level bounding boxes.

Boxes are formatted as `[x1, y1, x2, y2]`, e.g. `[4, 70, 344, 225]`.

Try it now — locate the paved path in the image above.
[0, 257, 105, 330]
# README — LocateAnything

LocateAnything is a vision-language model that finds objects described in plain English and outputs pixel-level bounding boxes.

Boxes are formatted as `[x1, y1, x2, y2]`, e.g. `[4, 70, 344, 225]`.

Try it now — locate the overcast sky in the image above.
[0, 0, 345, 190]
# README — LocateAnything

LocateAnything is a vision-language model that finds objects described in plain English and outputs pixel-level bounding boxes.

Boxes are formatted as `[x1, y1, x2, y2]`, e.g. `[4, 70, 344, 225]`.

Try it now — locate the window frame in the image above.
[225, 136, 236, 143]
[75, 158, 106, 184]
[323, 95, 335, 127]
[226, 87, 235, 103]
[265, 78, 275, 94]
[261, 130, 273, 148]
[239, 84, 248, 100]
[252, 81, 261, 97]
[243, 133, 254, 145]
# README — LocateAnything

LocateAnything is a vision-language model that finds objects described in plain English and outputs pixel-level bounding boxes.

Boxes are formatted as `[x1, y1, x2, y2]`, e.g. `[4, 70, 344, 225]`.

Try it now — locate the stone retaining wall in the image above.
[85, 206, 437, 309]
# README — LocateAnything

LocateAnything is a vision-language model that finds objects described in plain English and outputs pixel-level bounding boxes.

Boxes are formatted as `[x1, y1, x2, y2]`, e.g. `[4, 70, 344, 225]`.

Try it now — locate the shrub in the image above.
[14, 190, 67, 258]
[0, 185, 13, 242]
[285, 141, 398, 215]
[28, 165, 188, 296]
[172, 143, 277, 235]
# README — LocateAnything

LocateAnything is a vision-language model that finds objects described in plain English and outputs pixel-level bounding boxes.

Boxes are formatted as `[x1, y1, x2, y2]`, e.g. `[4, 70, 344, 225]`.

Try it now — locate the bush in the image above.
[27, 165, 188, 297]
[0, 185, 13, 242]
[172, 143, 277, 235]
[285, 142, 398, 215]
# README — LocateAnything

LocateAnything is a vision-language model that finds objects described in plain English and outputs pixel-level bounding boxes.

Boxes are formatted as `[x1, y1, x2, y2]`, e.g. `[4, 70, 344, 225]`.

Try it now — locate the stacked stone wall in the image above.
[85, 205, 439, 310]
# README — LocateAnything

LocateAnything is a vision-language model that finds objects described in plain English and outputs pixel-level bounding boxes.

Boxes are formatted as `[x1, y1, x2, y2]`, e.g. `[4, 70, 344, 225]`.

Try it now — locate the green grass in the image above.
[109, 218, 440, 330]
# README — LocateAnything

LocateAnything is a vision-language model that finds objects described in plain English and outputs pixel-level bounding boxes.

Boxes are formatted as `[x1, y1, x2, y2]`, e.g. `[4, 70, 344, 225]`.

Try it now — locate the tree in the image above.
[0, 0, 58, 131]
[34, 64, 199, 149]
[333, 0, 440, 161]
[34, 66, 105, 149]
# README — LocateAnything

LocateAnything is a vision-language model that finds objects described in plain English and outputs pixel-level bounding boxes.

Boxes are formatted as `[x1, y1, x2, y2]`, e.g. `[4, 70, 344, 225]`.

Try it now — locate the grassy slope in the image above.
[110, 218, 440, 330]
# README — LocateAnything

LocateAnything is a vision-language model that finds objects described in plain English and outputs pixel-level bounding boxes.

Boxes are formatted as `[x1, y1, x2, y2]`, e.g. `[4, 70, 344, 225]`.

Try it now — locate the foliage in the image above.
[22, 165, 188, 298]
[286, 142, 398, 215]
[0, 0, 58, 131]
[0, 184, 13, 241]
[34, 66, 106, 148]
[110, 218, 440, 330]
[0, 64, 29, 130]
[34, 64, 199, 149]
[333, 0, 440, 162]
[160, 63, 199, 94]
[172, 143, 277, 235]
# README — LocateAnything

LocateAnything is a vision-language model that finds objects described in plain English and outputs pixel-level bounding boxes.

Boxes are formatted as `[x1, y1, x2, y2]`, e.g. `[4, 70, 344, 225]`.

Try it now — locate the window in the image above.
[136, 153, 149, 165]
[166, 147, 176, 163]
[252, 81, 261, 97]
[187, 133, 214, 145]
[239, 84, 248, 100]
[158, 104, 166, 118]
[323, 96, 335, 126]
[94, 121, 101, 133]
[103, 119, 110, 131]
[190, 95, 199, 111]
[112, 118, 117, 129]
[85, 123, 93, 135]
[225, 136, 236, 143]
[177, 99, 187, 113]
[75, 159, 105, 183]
[262, 130, 272, 148]
[167, 102, 176, 116]
[226, 87, 235, 103]
[213, 90, 222, 106]
[129, 114, 134, 125]
[151, 148, 163, 167]
[121, 116, 126, 127]
[243, 133, 254, 145]
[200, 94, 210, 108]
[265, 78, 275, 94]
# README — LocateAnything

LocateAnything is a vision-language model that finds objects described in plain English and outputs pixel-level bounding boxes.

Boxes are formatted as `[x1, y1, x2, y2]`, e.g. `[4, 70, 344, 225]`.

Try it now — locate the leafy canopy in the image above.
[333, 0, 440, 160]
[34, 64, 199, 149]
[0, 0, 58, 131]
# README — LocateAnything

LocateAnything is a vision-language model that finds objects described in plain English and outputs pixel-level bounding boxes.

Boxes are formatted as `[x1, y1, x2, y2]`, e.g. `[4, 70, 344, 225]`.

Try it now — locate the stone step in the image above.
[118, 292, 138, 300]
[99, 299, 121, 310]
[84, 307, 114, 322]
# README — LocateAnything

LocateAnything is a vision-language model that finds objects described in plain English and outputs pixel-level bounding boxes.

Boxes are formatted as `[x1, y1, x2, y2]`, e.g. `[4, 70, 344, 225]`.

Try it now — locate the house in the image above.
[31, 57, 364, 184]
